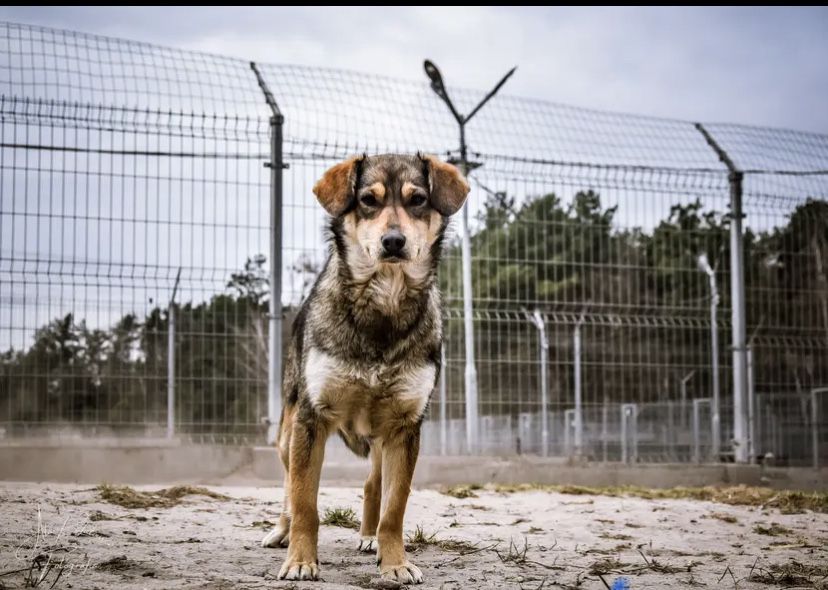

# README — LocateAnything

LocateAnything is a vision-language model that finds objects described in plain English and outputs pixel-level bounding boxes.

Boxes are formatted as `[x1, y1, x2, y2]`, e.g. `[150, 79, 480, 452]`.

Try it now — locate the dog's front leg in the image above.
[377, 424, 423, 584]
[277, 410, 327, 581]
[358, 442, 382, 552]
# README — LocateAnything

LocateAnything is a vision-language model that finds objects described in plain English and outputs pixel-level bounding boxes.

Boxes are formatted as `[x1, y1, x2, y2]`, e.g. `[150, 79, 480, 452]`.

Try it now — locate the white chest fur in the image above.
[304, 347, 435, 425]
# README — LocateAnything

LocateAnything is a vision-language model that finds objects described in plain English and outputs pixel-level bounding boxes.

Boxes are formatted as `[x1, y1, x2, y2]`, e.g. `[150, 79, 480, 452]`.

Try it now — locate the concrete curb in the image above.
[1, 443, 825, 490]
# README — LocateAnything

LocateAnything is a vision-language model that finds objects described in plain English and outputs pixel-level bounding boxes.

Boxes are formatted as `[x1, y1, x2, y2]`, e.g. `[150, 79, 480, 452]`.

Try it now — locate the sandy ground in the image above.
[0, 482, 826, 590]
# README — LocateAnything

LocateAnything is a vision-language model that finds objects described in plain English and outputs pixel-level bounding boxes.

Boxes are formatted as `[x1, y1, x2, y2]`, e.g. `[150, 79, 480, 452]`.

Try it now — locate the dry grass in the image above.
[406, 524, 439, 547]
[441, 483, 827, 513]
[321, 507, 360, 530]
[405, 525, 478, 553]
[97, 484, 228, 509]
[636, 549, 685, 575]
[753, 523, 792, 537]
[434, 538, 479, 552]
[494, 537, 529, 565]
[88, 510, 120, 522]
[441, 484, 482, 499]
[748, 560, 828, 587]
[588, 557, 630, 576]
[708, 512, 738, 523]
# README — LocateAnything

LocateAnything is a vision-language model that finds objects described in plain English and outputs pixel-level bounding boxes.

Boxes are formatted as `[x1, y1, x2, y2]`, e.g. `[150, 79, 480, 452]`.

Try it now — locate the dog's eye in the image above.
[360, 194, 379, 207]
[409, 194, 427, 207]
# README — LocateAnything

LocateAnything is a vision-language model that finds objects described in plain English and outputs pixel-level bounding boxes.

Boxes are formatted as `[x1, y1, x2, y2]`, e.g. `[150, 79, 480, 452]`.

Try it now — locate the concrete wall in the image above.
[1, 442, 825, 490]
[0, 442, 253, 485]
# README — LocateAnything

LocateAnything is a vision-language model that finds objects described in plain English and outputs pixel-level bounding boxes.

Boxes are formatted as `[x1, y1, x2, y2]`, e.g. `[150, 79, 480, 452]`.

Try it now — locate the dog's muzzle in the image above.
[380, 229, 407, 260]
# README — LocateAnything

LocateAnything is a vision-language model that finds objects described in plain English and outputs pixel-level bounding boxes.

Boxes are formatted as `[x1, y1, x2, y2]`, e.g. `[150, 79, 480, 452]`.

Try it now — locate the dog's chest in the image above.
[303, 347, 434, 432]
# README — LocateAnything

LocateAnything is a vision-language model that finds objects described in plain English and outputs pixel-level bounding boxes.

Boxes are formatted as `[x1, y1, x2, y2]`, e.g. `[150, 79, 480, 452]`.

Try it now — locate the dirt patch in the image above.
[96, 555, 138, 572]
[442, 483, 828, 513]
[98, 484, 229, 509]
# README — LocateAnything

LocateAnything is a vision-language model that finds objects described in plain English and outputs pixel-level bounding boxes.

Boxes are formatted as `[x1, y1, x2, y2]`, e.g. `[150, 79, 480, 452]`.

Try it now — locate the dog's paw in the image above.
[380, 561, 423, 585]
[261, 526, 290, 548]
[358, 535, 377, 553]
[278, 559, 319, 581]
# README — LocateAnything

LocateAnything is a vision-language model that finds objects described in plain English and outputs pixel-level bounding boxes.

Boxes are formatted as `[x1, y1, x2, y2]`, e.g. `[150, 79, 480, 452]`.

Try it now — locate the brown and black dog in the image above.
[261, 154, 469, 583]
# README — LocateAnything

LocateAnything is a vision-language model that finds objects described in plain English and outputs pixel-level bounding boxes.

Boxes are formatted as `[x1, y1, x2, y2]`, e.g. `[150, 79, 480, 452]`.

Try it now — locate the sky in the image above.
[1, 6, 827, 134]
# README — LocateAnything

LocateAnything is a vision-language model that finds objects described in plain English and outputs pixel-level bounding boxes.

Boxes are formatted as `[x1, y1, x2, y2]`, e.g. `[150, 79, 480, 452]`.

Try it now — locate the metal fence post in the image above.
[529, 310, 549, 456]
[697, 253, 721, 460]
[423, 61, 515, 454]
[440, 344, 447, 456]
[728, 169, 749, 463]
[540, 320, 549, 457]
[680, 371, 695, 431]
[695, 123, 749, 464]
[709, 267, 721, 460]
[747, 346, 756, 463]
[755, 393, 764, 457]
[167, 303, 175, 440]
[692, 400, 700, 464]
[460, 175, 479, 454]
[564, 409, 575, 457]
[692, 398, 711, 463]
[813, 388, 828, 469]
[573, 314, 585, 457]
[621, 403, 638, 464]
[621, 405, 628, 464]
[167, 269, 181, 440]
[251, 62, 286, 445]
[601, 401, 608, 462]
[813, 389, 819, 470]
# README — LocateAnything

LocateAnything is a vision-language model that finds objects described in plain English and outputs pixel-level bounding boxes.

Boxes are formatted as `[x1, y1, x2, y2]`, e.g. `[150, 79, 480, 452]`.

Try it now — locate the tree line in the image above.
[1, 191, 826, 438]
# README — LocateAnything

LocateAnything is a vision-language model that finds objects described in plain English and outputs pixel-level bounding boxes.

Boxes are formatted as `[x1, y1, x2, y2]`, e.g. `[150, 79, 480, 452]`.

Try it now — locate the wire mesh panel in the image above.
[0, 23, 271, 443]
[0, 21, 826, 462]
[436, 157, 737, 458]
[704, 124, 828, 465]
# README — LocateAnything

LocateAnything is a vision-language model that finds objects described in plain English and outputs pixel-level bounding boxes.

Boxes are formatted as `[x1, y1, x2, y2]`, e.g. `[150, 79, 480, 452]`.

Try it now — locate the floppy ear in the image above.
[312, 156, 364, 216]
[421, 154, 470, 216]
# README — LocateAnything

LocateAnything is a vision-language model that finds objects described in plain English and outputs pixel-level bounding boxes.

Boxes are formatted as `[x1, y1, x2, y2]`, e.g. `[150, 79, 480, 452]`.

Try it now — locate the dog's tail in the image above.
[337, 429, 371, 458]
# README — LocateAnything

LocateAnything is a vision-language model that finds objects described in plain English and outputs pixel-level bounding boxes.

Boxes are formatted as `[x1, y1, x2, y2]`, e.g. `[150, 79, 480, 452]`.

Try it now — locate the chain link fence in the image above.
[1, 22, 826, 464]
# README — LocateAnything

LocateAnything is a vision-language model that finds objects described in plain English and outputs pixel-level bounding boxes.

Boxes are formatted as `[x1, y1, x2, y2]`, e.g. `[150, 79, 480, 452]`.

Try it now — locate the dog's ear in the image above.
[420, 154, 470, 216]
[313, 155, 364, 216]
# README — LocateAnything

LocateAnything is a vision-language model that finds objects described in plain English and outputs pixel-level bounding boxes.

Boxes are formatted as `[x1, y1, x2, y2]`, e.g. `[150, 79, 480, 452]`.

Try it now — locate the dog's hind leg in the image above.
[277, 407, 327, 581]
[262, 406, 294, 548]
[358, 442, 382, 553]
[376, 424, 423, 584]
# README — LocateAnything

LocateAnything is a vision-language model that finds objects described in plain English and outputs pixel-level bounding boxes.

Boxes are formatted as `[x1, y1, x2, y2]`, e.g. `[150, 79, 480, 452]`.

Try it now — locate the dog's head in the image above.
[314, 154, 469, 276]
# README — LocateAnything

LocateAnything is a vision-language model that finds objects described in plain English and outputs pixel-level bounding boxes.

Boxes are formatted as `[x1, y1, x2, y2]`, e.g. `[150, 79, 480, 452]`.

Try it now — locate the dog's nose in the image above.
[381, 230, 406, 256]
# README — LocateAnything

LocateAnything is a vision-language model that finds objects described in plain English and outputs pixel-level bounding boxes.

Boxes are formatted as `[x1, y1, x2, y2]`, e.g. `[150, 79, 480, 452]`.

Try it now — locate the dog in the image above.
[260, 153, 469, 584]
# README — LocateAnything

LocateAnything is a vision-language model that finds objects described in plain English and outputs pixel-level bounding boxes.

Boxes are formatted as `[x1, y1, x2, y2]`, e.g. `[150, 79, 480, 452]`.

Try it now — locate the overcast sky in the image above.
[1, 6, 827, 133]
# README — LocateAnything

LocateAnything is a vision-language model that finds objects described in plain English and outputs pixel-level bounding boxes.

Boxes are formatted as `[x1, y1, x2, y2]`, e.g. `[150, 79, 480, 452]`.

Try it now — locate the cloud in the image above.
[0, 6, 826, 131]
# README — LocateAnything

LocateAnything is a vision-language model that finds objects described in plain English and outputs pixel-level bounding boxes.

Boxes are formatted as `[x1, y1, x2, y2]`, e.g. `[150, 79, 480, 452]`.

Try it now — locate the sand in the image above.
[1, 482, 826, 589]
